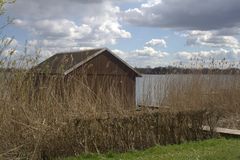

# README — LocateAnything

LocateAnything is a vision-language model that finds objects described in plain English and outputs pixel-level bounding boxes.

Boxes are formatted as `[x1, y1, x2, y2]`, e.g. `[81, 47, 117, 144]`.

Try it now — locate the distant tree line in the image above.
[135, 66, 240, 74]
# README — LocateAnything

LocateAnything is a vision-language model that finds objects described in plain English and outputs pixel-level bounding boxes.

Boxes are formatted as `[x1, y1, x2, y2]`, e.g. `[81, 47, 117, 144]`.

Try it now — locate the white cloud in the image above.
[83, 5, 131, 46]
[9, 0, 131, 58]
[145, 38, 167, 47]
[141, 0, 162, 8]
[32, 19, 92, 39]
[123, 8, 145, 25]
[232, 48, 240, 55]
[174, 48, 240, 68]
[12, 19, 27, 27]
[15, 19, 92, 39]
[26, 39, 96, 60]
[112, 47, 169, 67]
[185, 30, 240, 48]
[176, 48, 240, 61]
[133, 46, 168, 57]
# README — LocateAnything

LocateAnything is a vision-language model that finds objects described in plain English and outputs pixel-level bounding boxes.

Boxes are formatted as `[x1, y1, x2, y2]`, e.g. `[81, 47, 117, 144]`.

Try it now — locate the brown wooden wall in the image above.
[65, 51, 137, 108]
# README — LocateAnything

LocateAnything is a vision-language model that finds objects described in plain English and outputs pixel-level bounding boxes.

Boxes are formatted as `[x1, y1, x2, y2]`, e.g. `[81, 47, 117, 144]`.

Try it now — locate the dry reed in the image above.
[0, 44, 237, 159]
[0, 58, 218, 159]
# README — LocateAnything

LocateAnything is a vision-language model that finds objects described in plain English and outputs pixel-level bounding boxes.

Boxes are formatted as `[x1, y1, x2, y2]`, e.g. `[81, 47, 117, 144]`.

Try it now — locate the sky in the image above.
[1, 0, 240, 67]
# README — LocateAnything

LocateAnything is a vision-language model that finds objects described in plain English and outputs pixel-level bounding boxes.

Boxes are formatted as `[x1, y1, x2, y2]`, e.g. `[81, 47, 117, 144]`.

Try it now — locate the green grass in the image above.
[62, 138, 240, 160]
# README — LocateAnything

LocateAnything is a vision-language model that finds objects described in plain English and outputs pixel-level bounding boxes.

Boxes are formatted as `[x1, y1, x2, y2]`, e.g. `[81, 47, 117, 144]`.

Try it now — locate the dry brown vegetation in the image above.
[138, 60, 240, 129]
[0, 59, 222, 160]
[0, 36, 239, 159]
[0, 29, 238, 160]
[169, 75, 240, 130]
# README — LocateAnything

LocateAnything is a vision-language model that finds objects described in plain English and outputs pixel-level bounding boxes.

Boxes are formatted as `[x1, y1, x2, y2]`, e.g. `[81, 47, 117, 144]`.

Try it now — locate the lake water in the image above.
[136, 74, 240, 106]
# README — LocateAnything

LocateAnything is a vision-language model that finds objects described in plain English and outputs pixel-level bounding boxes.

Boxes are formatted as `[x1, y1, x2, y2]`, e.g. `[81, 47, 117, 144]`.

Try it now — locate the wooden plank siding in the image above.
[65, 51, 136, 108]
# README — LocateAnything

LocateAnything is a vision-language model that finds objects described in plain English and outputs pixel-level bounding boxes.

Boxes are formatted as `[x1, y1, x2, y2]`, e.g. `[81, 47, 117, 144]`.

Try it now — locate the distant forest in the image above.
[135, 66, 240, 74]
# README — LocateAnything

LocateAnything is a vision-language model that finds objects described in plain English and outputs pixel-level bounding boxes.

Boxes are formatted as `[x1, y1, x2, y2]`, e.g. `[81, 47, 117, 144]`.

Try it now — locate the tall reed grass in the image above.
[0, 53, 237, 159]
[0, 65, 128, 159]
[138, 60, 240, 129]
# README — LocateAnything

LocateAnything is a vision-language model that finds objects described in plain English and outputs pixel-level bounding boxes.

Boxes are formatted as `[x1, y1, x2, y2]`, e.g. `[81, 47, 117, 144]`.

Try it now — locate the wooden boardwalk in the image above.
[203, 126, 240, 137]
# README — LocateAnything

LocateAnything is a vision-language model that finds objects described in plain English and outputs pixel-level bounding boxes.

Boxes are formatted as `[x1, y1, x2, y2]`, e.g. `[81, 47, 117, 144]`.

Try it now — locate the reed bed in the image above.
[138, 61, 240, 129]
[0, 64, 219, 159]
[0, 46, 236, 159]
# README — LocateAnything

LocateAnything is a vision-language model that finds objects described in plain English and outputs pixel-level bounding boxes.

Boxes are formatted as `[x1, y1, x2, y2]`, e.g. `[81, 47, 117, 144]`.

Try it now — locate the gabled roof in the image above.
[32, 48, 141, 77]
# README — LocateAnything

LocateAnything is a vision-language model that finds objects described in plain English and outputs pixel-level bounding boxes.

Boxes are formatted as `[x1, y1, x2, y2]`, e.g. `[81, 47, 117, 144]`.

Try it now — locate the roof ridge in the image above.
[55, 48, 106, 55]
